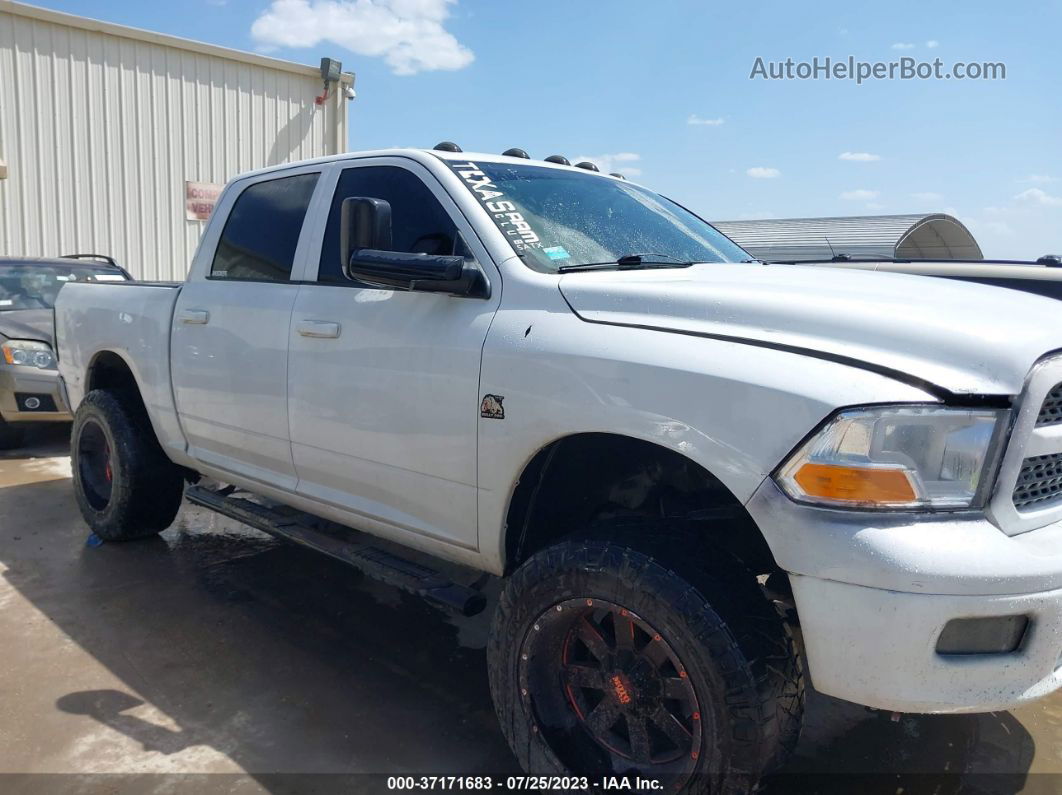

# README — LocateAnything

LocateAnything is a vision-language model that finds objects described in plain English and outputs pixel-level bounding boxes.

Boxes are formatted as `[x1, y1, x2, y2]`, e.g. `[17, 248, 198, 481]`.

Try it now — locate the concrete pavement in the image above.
[1, 425, 1060, 794]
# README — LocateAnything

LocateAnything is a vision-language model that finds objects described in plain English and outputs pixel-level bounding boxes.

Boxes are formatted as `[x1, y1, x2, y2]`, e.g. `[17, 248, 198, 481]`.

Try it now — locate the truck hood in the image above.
[0, 309, 54, 346]
[559, 263, 1062, 396]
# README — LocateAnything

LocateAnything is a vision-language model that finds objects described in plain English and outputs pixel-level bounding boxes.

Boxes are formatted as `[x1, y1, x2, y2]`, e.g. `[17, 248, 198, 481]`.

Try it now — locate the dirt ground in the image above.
[2, 424, 1061, 795]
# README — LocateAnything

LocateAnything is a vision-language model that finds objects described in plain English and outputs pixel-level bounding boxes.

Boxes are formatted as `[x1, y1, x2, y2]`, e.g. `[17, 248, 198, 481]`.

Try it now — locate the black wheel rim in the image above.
[77, 419, 113, 511]
[519, 598, 704, 787]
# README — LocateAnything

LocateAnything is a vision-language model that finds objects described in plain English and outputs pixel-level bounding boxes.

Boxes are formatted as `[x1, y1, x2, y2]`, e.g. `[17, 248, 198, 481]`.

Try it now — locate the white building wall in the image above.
[0, 1, 351, 280]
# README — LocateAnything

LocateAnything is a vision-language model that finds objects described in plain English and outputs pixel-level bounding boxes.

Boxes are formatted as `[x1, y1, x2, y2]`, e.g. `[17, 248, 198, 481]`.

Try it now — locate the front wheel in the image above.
[71, 390, 185, 540]
[488, 537, 803, 793]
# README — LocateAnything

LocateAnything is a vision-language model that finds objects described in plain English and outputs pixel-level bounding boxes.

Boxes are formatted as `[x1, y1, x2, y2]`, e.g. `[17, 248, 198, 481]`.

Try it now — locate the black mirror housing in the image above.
[347, 250, 489, 297]
[340, 197, 392, 267]
[339, 195, 489, 297]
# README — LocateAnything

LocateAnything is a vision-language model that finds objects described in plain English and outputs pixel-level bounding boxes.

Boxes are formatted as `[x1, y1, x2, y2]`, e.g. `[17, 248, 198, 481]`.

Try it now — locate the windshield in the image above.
[446, 160, 749, 272]
[0, 263, 127, 311]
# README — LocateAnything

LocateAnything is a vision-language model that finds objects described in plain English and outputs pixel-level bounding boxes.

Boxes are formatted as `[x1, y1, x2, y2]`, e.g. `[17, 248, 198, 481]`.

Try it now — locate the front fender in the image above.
[475, 305, 936, 573]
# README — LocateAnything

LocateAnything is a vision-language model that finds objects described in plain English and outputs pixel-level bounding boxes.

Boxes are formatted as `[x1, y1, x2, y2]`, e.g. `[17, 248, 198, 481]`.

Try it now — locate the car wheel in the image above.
[488, 533, 803, 793]
[71, 389, 185, 540]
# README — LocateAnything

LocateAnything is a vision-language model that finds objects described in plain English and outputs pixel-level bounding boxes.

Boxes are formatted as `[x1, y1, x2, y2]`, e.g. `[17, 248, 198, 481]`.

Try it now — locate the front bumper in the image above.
[0, 364, 70, 424]
[747, 478, 1062, 713]
[791, 575, 1062, 713]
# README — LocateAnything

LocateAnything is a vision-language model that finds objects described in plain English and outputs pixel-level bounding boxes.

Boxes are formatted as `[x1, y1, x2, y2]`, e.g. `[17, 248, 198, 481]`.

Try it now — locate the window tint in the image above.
[211, 173, 319, 282]
[318, 166, 459, 283]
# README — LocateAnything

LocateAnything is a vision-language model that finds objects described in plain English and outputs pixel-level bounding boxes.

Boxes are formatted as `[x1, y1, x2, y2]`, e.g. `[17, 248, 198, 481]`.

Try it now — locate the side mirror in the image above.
[340, 197, 392, 267]
[347, 250, 488, 296]
[340, 196, 489, 297]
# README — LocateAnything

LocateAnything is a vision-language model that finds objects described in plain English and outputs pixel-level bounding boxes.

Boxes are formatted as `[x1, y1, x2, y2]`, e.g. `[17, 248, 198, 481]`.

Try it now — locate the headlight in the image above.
[776, 405, 1007, 510]
[1, 339, 56, 370]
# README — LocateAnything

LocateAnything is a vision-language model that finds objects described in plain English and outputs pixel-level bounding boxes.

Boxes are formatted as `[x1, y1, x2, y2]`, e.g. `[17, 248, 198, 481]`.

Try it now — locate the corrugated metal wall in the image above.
[0, 2, 349, 280]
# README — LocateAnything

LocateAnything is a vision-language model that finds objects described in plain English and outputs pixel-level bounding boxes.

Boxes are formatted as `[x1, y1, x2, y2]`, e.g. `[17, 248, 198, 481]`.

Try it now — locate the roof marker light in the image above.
[433, 141, 462, 152]
[575, 161, 600, 172]
[502, 148, 530, 159]
[544, 155, 570, 165]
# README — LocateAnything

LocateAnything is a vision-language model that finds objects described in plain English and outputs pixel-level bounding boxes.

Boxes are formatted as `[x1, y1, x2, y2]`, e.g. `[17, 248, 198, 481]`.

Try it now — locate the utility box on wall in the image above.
[0, 1, 353, 280]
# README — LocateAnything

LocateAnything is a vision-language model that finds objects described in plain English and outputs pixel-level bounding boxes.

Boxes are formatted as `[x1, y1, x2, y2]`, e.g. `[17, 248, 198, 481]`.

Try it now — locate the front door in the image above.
[171, 169, 321, 490]
[287, 159, 500, 549]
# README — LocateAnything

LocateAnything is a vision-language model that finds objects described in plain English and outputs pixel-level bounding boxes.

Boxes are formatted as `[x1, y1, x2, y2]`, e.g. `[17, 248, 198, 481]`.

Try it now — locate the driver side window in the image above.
[318, 165, 460, 284]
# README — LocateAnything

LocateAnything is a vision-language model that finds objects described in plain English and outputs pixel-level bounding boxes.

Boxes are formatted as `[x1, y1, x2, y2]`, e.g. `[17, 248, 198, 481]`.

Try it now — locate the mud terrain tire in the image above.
[71, 389, 184, 540]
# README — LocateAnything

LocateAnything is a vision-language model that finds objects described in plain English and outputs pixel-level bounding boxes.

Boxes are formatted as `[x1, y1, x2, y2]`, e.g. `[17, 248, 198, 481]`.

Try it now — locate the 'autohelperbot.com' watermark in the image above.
[750, 56, 1006, 84]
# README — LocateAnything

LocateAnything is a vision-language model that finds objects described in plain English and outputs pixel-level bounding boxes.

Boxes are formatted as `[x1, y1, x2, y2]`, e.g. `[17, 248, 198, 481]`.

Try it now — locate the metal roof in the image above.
[712, 213, 984, 262]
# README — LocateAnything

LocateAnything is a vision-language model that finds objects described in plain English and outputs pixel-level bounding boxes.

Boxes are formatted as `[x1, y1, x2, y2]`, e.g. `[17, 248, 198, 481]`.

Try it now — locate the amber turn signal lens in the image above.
[792, 462, 917, 504]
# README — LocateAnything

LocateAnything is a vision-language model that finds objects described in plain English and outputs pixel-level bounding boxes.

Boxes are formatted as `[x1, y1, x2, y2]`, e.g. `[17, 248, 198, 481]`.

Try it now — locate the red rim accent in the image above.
[522, 598, 703, 780]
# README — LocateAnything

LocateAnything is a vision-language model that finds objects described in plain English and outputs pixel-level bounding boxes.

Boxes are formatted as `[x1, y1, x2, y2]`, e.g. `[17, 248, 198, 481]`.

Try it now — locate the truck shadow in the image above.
[764, 689, 1036, 793]
[0, 474, 1044, 794]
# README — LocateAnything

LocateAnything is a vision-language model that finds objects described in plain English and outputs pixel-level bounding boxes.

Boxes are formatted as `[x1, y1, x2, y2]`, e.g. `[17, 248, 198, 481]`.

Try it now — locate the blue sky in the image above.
[34, 0, 1062, 258]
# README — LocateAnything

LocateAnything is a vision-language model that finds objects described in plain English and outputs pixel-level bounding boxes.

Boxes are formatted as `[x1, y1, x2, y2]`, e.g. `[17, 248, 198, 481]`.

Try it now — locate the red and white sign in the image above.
[185, 181, 223, 221]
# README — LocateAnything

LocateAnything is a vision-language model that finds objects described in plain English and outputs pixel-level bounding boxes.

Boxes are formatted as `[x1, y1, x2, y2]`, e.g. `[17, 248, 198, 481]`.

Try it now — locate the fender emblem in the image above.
[481, 394, 505, 419]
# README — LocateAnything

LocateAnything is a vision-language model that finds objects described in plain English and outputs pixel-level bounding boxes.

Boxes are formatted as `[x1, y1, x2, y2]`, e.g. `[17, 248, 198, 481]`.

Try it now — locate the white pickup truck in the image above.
[55, 147, 1062, 792]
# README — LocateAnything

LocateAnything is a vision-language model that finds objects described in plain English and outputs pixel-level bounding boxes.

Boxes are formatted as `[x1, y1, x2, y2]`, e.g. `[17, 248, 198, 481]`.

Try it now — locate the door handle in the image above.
[179, 309, 210, 325]
[296, 320, 341, 339]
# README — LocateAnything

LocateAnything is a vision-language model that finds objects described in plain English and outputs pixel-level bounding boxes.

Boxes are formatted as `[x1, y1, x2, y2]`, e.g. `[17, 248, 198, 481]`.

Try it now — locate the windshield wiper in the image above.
[557, 253, 696, 273]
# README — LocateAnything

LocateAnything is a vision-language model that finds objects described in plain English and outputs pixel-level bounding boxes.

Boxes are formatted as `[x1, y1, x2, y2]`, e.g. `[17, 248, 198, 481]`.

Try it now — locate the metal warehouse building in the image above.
[713, 213, 984, 262]
[0, 1, 353, 280]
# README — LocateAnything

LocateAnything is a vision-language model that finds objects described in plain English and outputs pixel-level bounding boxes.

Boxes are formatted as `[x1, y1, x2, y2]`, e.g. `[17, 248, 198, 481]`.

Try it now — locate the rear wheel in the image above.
[488, 535, 803, 793]
[71, 390, 185, 540]
[0, 415, 25, 450]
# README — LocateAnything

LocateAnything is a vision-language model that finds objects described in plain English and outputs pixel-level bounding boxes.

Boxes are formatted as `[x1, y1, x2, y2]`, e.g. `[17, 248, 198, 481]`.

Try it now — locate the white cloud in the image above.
[840, 189, 879, 200]
[972, 196, 1062, 258]
[250, 0, 474, 76]
[982, 220, 1014, 236]
[573, 152, 642, 177]
[1015, 187, 1062, 207]
[891, 42, 915, 50]
[687, 114, 725, 127]
[925, 39, 939, 48]
[1021, 174, 1057, 184]
[911, 191, 943, 202]
[838, 151, 881, 162]
[746, 166, 781, 179]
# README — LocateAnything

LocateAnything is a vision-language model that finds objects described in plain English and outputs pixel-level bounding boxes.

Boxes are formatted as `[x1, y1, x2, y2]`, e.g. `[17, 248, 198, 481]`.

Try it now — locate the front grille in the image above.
[1013, 453, 1062, 510]
[1038, 382, 1062, 427]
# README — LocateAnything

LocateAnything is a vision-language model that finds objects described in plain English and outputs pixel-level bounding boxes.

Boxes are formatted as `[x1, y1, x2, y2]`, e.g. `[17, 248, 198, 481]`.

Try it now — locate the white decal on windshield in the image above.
[451, 162, 542, 253]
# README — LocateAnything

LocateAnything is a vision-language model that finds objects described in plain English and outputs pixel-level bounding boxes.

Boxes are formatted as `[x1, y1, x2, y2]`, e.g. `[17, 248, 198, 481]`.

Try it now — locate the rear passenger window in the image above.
[211, 173, 319, 282]
[318, 166, 459, 283]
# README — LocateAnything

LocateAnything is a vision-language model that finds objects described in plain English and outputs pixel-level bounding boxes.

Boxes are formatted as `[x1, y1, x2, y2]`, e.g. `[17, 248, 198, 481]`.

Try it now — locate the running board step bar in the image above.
[185, 485, 486, 616]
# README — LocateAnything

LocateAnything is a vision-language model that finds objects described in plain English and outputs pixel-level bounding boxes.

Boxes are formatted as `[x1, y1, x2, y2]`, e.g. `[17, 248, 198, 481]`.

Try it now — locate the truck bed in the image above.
[55, 280, 188, 459]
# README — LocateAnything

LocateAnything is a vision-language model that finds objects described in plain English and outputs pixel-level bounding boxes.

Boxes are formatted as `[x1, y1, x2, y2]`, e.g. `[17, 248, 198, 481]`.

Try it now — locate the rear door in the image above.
[287, 158, 501, 549]
[171, 167, 323, 490]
